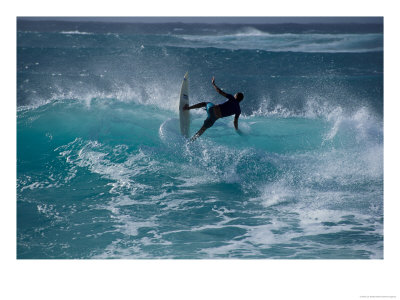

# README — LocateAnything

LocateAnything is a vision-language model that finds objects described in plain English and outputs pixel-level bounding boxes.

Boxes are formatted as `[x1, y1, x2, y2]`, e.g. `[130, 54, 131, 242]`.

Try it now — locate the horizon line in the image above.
[17, 16, 384, 25]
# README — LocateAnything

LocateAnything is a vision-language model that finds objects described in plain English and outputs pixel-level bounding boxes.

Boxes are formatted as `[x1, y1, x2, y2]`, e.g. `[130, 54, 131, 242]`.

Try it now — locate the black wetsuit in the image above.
[203, 94, 241, 129]
[218, 94, 241, 118]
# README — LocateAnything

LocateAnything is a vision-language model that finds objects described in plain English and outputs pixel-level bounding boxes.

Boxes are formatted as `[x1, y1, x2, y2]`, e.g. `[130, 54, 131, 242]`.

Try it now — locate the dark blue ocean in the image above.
[17, 19, 383, 259]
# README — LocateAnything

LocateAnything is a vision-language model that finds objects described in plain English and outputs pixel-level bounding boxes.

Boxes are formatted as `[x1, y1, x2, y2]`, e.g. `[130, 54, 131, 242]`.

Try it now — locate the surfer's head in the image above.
[235, 92, 244, 102]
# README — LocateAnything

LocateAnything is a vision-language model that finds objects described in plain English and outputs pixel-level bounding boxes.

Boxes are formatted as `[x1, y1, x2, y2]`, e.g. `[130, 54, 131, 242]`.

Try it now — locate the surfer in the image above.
[183, 76, 244, 141]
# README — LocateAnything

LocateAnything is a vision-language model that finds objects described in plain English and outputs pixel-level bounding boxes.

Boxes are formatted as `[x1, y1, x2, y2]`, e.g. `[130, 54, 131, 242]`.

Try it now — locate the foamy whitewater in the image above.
[17, 20, 383, 258]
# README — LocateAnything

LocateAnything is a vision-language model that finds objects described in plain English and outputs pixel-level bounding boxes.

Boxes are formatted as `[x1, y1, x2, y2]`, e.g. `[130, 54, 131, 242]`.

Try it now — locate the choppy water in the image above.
[17, 19, 383, 258]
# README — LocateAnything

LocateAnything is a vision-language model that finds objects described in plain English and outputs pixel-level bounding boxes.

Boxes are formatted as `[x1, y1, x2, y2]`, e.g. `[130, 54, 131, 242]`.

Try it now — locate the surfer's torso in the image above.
[215, 94, 241, 119]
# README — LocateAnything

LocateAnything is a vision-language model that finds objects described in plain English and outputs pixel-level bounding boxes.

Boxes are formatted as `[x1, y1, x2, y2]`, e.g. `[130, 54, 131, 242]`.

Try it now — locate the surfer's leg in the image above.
[190, 126, 207, 142]
[184, 102, 207, 110]
[191, 107, 217, 141]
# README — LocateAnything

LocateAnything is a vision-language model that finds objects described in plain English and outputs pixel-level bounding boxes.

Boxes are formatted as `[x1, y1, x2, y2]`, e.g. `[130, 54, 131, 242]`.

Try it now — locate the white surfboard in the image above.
[179, 72, 190, 137]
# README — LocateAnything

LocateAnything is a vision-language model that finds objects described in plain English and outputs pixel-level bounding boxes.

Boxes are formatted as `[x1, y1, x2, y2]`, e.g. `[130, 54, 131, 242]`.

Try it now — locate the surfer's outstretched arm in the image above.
[190, 126, 207, 142]
[212, 77, 228, 98]
[184, 102, 207, 110]
[234, 115, 239, 130]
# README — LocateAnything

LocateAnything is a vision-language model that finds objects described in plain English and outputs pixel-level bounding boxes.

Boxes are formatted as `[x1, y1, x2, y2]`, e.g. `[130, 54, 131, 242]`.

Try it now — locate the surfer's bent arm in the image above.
[212, 76, 228, 98]
[234, 115, 239, 130]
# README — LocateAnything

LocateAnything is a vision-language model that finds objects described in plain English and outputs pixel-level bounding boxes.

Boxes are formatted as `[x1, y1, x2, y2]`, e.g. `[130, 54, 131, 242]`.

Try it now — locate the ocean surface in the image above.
[17, 19, 383, 259]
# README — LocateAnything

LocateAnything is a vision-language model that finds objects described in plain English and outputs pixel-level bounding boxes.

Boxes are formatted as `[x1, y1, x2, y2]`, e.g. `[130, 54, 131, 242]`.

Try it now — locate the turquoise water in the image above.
[17, 20, 383, 258]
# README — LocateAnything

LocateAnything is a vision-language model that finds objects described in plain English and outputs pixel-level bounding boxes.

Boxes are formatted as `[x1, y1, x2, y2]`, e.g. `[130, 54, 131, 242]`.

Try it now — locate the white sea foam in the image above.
[199, 206, 383, 258]
[177, 31, 382, 53]
[233, 27, 270, 37]
[18, 77, 182, 114]
[58, 139, 157, 196]
[60, 31, 93, 35]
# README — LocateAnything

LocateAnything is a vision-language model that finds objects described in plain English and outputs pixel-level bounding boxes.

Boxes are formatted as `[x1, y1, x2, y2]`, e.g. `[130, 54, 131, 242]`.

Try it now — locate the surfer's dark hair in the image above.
[236, 92, 244, 102]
